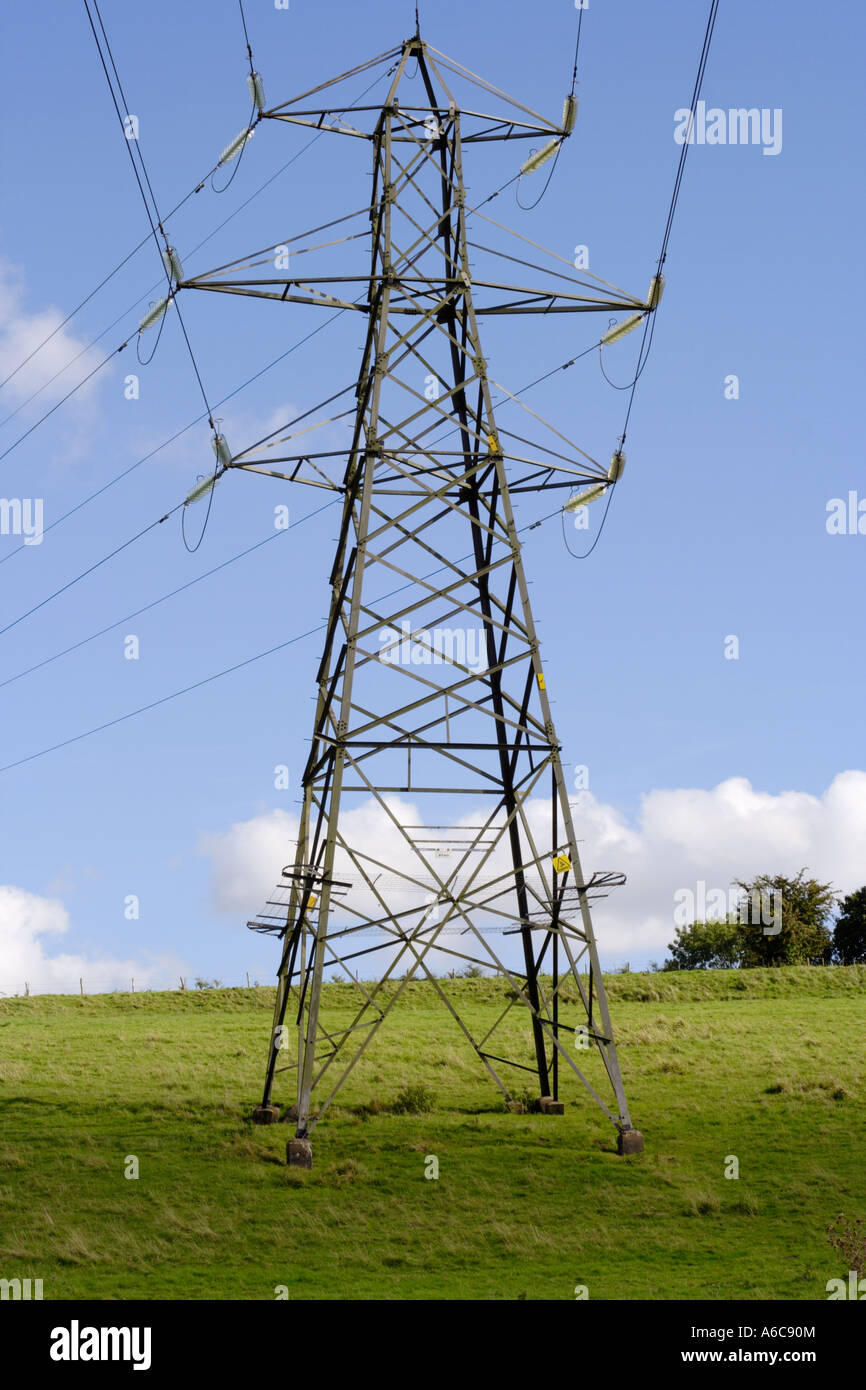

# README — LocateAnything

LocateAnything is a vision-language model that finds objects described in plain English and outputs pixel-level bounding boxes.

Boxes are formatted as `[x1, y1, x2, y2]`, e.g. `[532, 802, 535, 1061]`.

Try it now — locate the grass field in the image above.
[1, 967, 864, 1300]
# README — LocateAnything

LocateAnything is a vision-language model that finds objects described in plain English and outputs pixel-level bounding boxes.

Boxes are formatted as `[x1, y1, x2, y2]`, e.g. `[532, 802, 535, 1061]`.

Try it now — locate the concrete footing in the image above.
[506, 1101, 526, 1114]
[287, 1138, 313, 1169]
[539, 1096, 564, 1114]
[617, 1128, 644, 1155]
[252, 1104, 280, 1125]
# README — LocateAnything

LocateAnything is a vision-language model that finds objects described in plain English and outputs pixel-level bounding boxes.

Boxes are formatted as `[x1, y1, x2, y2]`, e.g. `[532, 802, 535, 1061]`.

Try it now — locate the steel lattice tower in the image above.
[183, 33, 650, 1165]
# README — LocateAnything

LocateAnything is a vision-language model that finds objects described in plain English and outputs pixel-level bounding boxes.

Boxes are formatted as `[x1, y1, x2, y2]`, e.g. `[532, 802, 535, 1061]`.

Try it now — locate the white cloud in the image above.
[0, 885, 186, 997]
[568, 770, 866, 956]
[199, 772, 866, 968]
[201, 807, 297, 916]
[0, 260, 105, 411]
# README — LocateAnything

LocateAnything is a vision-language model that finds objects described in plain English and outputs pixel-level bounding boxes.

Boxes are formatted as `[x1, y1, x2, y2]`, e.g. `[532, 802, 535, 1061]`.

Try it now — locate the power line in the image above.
[0, 503, 565, 777]
[615, 0, 720, 451]
[0, 238, 161, 400]
[0, 340, 129, 465]
[0, 338, 593, 665]
[1, 43, 523, 486]
[238, 0, 254, 73]
[515, 2, 586, 212]
[0, 65, 395, 460]
[0, 37, 565, 478]
[657, 0, 720, 275]
[80, 1, 222, 550]
[0, 309, 348, 569]
[0, 329, 593, 647]
[0, 153, 538, 585]
[0, 49, 614, 647]
[0, 359, 353, 631]
[0, 497, 339, 693]
[571, 2, 585, 95]
[0, 505, 182, 639]
[563, 0, 721, 562]
[0, 625, 325, 777]
[84, 0, 217, 430]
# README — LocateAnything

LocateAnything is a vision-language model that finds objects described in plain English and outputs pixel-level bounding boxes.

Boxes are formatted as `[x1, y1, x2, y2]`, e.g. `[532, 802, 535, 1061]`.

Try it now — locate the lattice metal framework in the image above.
[183, 34, 651, 1161]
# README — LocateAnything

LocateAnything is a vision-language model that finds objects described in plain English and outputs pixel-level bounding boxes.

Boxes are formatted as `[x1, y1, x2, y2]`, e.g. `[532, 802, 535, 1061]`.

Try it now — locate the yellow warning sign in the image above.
[552, 854, 571, 874]
[537, 672, 545, 690]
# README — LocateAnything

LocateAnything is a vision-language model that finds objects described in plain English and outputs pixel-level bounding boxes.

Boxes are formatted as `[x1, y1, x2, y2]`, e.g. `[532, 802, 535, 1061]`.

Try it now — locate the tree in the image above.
[833, 887, 866, 964]
[661, 869, 838, 970]
[663, 918, 741, 971]
[735, 869, 835, 967]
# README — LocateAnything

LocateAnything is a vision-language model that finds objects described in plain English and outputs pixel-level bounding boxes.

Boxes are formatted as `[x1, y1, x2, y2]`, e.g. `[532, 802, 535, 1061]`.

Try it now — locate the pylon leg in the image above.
[617, 1129, 645, 1155]
[287, 1138, 313, 1168]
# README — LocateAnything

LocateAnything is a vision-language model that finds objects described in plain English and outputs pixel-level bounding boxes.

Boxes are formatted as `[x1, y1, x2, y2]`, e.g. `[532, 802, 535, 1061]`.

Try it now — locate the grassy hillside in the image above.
[1, 967, 864, 1300]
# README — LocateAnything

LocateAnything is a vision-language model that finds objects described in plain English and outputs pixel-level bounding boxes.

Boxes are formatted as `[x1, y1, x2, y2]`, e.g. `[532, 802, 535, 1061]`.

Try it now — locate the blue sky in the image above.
[0, 0, 863, 992]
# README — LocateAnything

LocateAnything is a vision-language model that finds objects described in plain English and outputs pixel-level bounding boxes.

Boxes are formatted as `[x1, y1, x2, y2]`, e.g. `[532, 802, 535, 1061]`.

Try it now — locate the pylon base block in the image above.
[539, 1096, 564, 1115]
[252, 1104, 280, 1125]
[287, 1138, 313, 1168]
[617, 1128, 644, 1155]
[507, 1101, 526, 1114]
[279, 1103, 299, 1123]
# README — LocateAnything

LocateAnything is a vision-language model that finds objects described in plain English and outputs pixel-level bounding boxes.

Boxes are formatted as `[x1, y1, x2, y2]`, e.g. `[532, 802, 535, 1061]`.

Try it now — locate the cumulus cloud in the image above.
[0, 260, 105, 410]
[199, 772, 866, 968]
[569, 770, 866, 957]
[0, 885, 186, 997]
[201, 807, 298, 916]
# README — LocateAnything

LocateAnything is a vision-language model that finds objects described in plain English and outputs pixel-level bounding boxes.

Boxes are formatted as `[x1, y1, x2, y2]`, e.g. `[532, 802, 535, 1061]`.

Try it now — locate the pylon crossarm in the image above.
[263, 45, 403, 115]
[469, 205, 641, 300]
[232, 463, 343, 491]
[181, 273, 638, 318]
[179, 209, 374, 283]
[265, 108, 561, 144]
[423, 43, 559, 129]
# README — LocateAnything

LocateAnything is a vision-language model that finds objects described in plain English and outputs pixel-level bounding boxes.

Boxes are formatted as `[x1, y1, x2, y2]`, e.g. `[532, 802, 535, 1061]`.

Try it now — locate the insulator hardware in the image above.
[219, 126, 255, 165]
[563, 481, 608, 512]
[184, 473, 221, 507]
[646, 274, 666, 309]
[138, 295, 172, 333]
[608, 450, 626, 482]
[562, 94, 578, 133]
[520, 138, 561, 175]
[161, 246, 184, 284]
[601, 313, 645, 346]
[212, 433, 233, 469]
[246, 71, 266, 111]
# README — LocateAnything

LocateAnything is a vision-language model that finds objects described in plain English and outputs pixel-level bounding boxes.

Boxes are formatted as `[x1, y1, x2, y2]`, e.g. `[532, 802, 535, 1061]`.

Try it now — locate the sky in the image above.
[0, 0, 863, 995]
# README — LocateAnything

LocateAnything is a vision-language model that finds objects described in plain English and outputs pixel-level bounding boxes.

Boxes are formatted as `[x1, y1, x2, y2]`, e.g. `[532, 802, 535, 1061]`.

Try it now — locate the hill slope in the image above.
[1, 968, 864, 1299]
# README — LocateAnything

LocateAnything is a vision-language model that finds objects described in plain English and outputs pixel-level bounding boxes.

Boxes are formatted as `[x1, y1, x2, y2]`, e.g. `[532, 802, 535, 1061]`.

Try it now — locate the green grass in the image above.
[1, 967, 864, 1300]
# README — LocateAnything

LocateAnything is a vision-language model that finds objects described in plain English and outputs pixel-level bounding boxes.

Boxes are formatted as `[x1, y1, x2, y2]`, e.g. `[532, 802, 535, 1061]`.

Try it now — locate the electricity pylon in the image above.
[183, 32, 652, 1165]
